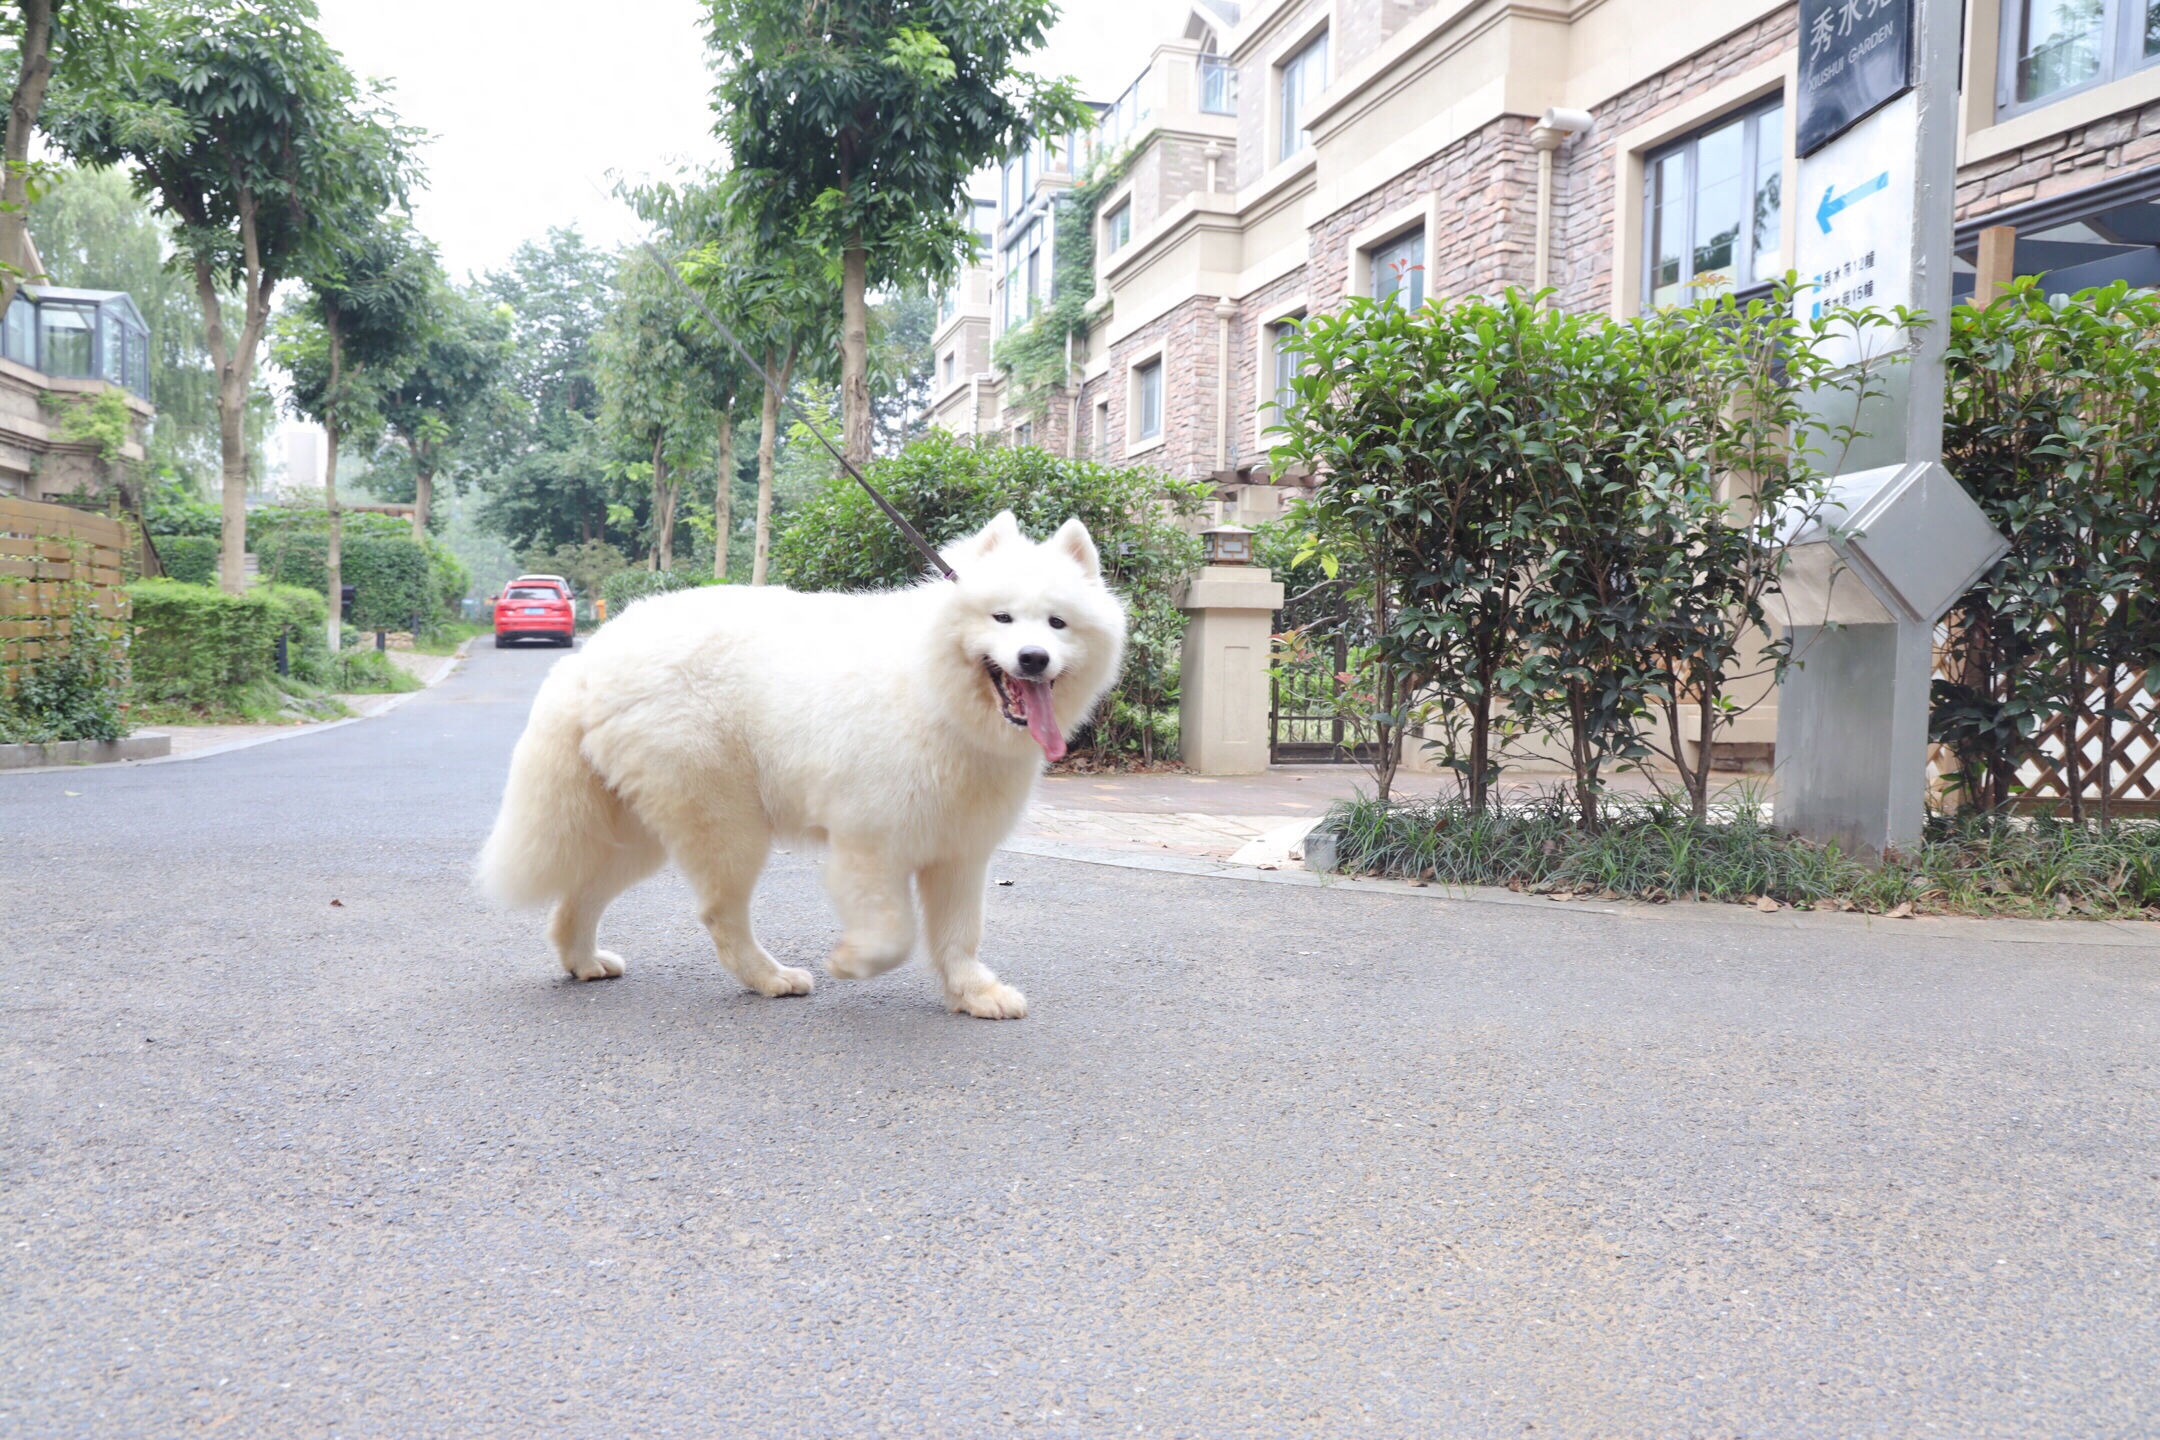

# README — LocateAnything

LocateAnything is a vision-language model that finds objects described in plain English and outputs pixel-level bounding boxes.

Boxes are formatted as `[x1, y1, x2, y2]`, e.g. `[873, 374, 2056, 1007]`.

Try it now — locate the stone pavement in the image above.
[1022, 766, 1773, 866]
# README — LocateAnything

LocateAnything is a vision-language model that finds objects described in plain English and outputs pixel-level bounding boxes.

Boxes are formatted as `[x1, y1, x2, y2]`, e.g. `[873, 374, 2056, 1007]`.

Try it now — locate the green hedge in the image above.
[600, 567, 715, 615]
[157, 535, 220, 586]
[254, 532, 436, 633]
[127, 580, 330, 709]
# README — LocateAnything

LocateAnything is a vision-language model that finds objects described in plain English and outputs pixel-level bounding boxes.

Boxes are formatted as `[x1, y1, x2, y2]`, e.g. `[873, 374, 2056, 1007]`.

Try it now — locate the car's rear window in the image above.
[505, 586, 560, 600]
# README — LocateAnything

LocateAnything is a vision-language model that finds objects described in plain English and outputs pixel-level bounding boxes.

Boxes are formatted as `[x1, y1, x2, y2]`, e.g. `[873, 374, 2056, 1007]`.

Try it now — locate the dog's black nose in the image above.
[1017, 647, 1050, 677]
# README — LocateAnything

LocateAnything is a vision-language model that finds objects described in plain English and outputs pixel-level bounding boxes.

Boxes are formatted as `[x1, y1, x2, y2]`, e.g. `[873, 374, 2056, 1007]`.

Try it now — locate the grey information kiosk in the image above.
[1770, 463, 2006, 855]
[1772, 0, 2009, 854]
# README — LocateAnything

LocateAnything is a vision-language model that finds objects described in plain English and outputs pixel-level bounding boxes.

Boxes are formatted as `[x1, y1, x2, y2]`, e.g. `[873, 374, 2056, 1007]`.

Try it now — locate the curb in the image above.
[996, 834, 2160, 950]
[1, 635, 479, 778]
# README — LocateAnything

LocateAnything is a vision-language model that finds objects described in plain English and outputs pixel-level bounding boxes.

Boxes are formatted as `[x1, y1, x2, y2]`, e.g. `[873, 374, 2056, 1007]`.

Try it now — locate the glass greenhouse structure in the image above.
[1, 286, 150, 398]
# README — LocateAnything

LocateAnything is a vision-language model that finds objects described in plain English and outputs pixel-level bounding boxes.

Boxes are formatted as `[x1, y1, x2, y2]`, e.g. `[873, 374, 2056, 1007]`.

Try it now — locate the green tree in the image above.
[374, 275, 512, 540]
[704, 0, 1081, 468]
[26, 163, 226, 477]
[0, 0, 163, 313]
[594, 248, 717, 571]
[470, 228, 618, 557]
[274, 215, 432, 650]
[60, 0, 414, 592]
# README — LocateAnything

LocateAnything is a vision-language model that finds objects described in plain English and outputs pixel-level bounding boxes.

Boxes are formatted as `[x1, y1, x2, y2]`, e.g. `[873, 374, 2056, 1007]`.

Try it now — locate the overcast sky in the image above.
[313, 0, 1194, 283]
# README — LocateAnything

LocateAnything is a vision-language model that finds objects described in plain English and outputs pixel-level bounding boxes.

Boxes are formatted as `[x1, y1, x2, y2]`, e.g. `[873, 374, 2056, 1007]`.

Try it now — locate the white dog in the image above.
[476, 512, 1126, 1018]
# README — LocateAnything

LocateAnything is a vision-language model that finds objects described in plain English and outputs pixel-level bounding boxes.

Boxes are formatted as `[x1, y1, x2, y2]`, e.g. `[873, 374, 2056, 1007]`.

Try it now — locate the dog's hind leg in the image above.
[665, 816, 813, 999]
[823, 844, 918, 980]
[918, 853, 1026, 1019]
[548, 822, 665, 981]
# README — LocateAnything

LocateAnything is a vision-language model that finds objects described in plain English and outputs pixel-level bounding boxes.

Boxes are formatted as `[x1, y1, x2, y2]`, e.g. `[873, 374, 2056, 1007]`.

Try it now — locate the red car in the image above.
[494, 576, 575, 648]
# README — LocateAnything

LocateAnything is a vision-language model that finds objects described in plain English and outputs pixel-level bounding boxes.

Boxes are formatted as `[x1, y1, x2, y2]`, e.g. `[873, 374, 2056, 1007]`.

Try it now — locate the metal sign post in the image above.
[1773, 0, 2009, 855]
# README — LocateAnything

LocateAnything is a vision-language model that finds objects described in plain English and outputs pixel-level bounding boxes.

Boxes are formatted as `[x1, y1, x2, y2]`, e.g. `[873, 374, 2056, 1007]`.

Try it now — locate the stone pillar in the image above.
[1177, 563, 1284, 775]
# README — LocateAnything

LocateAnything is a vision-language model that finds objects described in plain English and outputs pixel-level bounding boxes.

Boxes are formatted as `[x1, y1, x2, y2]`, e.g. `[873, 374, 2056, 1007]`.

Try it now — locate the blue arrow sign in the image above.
[1816, 172, 1890, 234]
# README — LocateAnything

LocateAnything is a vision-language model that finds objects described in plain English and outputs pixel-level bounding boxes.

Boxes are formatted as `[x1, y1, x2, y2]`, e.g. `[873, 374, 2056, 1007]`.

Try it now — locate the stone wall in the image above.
[1083, 293, 1229, 481]
[1306, 116, 1540, 311]
[1955, 99, 2160, 220]
[1546, 6, 1800, 316]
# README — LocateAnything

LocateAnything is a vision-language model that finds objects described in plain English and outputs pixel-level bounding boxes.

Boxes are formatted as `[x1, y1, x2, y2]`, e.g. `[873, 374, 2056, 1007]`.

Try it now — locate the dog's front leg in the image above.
[917, 854, 1026, 1019]
[823, 844, 919, 980]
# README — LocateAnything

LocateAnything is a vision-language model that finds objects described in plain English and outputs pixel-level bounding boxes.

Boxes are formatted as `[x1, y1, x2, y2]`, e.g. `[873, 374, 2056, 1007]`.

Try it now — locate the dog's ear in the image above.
[950, 510, 1023, 564]
[1051, 517, 1101, 579]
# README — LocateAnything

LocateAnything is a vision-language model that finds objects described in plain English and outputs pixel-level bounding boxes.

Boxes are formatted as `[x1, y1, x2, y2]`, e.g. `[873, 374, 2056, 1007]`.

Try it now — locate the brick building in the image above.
[929, 0, 2160, 527]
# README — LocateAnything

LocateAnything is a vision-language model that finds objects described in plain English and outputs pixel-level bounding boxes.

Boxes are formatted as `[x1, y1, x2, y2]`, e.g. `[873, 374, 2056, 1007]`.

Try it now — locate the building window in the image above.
[1103, 201, 1131, 256]
[39, 303, 93, 377]
[1135, 358, 1164, 441]
[1024, 218, 1047, 320]
[1002, 159, 1021, 221]
[1267, 316, 1306, 427]
[1370, 231, 1425, 309]
[1013, 420, 1033, 447]
[1200, 55, 1239, 115]
[1094, 398, 1111, 455]
[942, 351, 957, 388]
[2001, 0, 2160, 112]
[1001, 251, 1022, 333]
[1642, 99, 1784, 309]
[1277, 31, 1328, 161]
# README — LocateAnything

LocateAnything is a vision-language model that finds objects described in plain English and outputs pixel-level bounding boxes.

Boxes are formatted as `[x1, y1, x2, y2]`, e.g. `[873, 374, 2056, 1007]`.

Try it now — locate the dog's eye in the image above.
[1048, 616, 1067, 630]
[992, 612, 1013, 624]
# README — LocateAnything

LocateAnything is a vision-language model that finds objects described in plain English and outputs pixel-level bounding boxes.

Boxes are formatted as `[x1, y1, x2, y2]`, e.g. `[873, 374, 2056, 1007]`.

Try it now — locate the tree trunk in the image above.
[324, 328, 343, 654]
[752, 347, 796, 586]
[197, 199, 275, 596]
[649, 431, 675, 572]
[840, 239, 871, 469]
[0, 0, 54, 318]
[411, 459, 433, 541]
[713, 411, 734, 580]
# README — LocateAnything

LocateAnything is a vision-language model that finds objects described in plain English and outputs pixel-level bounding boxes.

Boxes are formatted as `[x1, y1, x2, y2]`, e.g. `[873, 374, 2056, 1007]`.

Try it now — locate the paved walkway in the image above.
[139, 646, 466, 760]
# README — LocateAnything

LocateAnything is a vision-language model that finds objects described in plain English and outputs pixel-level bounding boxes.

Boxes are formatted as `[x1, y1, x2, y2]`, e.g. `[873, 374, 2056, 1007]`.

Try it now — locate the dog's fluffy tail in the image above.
[476, 656, 626, 909]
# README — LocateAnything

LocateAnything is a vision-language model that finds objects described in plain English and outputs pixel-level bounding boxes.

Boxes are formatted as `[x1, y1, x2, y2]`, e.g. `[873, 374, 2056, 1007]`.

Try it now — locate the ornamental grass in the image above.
[1325, 792, 2160, 919]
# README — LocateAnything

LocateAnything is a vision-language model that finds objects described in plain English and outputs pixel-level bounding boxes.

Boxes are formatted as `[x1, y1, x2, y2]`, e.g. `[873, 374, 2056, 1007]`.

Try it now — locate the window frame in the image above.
[1129, 352, 1167, 454]
[1638, 96, 1786, 312]
[1368, 229, 1426, 309]
[1277, 30, 1329, 163]
[1103, 200, 1132, 256]
[1266, 314, 1307, 432]
[1997, 0, 2160, 118]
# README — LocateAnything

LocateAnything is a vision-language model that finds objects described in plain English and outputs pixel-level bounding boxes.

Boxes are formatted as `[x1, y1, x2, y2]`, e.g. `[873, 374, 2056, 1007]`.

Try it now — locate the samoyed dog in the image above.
[476, 512, 1125, 1019]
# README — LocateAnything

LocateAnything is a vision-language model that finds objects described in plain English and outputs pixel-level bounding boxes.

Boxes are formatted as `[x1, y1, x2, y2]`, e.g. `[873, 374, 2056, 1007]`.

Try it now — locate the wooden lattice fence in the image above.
[0, 495, 132, 678]
[2012, 666, 2160, 814]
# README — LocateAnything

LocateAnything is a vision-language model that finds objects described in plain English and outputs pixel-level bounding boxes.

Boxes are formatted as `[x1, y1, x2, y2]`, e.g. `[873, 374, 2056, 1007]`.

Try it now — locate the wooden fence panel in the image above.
[0, 495, 132, 674]
[2009, 665, 2160, 813]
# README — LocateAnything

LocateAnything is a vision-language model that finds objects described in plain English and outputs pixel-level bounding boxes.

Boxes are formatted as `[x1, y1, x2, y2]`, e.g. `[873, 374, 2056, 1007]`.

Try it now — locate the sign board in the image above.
[1796, 0, 1913, 156]
[1792, 91, 1915, 368]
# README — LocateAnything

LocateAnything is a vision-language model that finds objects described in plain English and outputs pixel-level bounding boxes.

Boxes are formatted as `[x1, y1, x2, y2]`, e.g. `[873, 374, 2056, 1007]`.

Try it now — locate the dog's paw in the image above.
[753, 965, 815, 998]
[949, 980, 1028, 1020]
[564, 949, 626, 981]
[826, 940, 910, 980]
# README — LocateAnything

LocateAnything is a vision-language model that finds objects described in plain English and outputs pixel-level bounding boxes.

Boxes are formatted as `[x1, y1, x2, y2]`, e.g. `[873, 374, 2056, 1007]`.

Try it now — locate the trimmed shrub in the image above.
[157, 535, 220, 586]
[254, 532, 436, 633]
[128, 580, 329, 713]
[601, 567, 713, 615]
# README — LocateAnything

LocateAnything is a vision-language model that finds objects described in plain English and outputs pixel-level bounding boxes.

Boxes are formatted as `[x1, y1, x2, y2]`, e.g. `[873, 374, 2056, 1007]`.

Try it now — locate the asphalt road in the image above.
[4, 644, 2158, 1438]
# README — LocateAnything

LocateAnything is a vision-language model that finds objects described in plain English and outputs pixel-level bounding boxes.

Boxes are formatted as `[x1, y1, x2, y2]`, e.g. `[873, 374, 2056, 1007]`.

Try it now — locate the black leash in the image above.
[638, 240, 958, 583]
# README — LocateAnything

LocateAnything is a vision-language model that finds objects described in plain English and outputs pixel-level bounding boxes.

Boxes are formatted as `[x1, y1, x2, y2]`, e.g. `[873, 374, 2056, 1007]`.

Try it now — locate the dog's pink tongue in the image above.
[1015, 678, 1065, 762]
